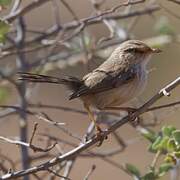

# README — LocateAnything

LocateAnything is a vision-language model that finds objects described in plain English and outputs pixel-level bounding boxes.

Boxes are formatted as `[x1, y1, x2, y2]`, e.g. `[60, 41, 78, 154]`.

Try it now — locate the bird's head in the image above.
[116, 40, 161, 65]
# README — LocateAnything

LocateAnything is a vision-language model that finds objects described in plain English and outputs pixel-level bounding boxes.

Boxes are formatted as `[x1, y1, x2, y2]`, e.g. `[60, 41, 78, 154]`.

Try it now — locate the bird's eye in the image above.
[125, 48, 137, 53]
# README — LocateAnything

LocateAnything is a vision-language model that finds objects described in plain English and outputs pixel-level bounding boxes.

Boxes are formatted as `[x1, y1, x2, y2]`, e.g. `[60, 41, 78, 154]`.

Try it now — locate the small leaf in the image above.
[164, 154, 176, 164]
[158, 163, 173, 177]
[141, 171, 157, 180]
[158, 137, 169, 151]
[126, 163, 140, 178]
[140, 128, 157, 142]
[0, 87, 10, 103]
[0, 0, 12, 6]
[173, 130, 180, 145]
[167, 139, 177, 152]
[174, 151, 180, 159]
[151, 136, 163, 151]
[0, 20, 10, 43]
[148, 144, 157, 153]
[162, 126, 176, 137]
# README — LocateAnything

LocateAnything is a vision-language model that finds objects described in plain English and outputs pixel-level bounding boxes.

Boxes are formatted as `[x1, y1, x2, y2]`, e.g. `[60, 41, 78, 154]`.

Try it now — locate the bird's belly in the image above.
[89, 74, 147, 109]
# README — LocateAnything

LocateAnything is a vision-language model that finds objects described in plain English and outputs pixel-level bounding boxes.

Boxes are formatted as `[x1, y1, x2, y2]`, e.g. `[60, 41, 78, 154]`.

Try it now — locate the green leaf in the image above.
[162, 126, 176, 137]
[0, 87, 9, 103]
[151, 136, 163, 151]
[164, 154, 176, 164]
[0, 20, 10, 43]
[173, 130, 180, 145]
[174, 151, 180, 158]
[0, 0, 12, 6]
[158, 163, 173, 177]
[126, 163, 140, 178]
[167, 139, 177, 152]
[148, 144, 157, 153]
[158, 137, 169, 151]
[140, 128, 157, 142]
[150, 136, 169, 152]
[141, 171, 157, 180]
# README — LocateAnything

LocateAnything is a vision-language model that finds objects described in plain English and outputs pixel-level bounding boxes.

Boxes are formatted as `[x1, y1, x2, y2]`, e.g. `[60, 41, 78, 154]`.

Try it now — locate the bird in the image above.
[18, 40, 161, 133]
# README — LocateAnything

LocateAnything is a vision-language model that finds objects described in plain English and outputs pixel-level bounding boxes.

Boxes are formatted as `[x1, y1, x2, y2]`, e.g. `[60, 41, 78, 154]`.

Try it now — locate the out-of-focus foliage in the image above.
[0, 0, 11, 43]
[154, 16, 174, 35]
[0, 86, 10, 103]
[126, 125, 180, 180]
[126, 163, 141, 178]
[0, 0, 12, 7]
[0, 20, 10, 43]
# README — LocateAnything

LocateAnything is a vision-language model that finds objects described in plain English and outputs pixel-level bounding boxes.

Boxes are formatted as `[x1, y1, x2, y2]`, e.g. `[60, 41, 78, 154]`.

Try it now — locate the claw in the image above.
[129, 117, 140, 127]
[96, 129, 108, 147]
[128, 110, 140, 127]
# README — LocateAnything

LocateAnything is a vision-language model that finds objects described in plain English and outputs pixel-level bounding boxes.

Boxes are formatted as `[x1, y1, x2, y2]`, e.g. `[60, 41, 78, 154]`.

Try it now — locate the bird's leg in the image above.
[84, 103, 108, 146]
[104, 106, 139, 127]
[83, 103, 102, 133]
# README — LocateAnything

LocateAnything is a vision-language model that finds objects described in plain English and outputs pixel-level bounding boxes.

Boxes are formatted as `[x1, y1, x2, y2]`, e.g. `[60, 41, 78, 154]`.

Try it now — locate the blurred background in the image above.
[0, 0, 180, 179]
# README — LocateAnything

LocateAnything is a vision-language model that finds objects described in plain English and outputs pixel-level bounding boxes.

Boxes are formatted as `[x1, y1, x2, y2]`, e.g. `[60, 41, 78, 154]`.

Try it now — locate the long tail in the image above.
[17, 72, 83, 92]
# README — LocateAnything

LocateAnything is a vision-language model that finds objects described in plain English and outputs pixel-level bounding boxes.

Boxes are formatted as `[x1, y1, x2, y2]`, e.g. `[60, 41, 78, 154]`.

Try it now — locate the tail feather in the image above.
[18, 72, 63, 84]
[17, 72, 83, 93]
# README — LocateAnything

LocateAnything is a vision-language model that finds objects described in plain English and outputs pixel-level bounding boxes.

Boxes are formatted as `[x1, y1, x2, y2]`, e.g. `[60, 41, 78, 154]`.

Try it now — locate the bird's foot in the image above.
[95, 127, 108, 146]
[104, 106, 140, 127]
[129, 116, 140, 127]
[127, 109, 140, 127]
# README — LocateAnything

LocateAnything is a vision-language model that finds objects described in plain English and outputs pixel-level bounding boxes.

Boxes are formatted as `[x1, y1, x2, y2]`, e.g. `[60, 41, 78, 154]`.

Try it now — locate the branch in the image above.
[0, 123, 57, 153]
[1, 76, 179, 179]
[2, 4, 160, 52]
[3, 0, 53, 23]
[47, 168, 71, 180]
[83, 165, 96, 180]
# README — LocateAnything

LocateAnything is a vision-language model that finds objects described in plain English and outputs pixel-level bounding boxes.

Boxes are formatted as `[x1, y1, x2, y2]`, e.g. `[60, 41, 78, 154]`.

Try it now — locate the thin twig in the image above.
[3, 0, 53, 23]
[84, 165, 96, 180]
[47, 168, 72, 180]
[0, 134, 57, 153]
[151, 150, 161, 168]
[3, 4, 160, 52]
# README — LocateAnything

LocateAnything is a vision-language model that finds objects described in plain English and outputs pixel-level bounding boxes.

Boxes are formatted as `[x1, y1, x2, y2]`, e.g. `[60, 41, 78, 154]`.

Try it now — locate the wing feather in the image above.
[69, 66, 136, 100]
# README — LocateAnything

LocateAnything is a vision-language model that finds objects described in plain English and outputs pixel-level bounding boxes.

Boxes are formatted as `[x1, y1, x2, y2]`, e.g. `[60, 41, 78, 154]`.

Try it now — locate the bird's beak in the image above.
[151, 48, 162, 53]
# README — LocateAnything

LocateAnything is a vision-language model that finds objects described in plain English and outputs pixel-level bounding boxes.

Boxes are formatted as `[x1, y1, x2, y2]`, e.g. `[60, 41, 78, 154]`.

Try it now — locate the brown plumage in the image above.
[18, 40, 161, 132]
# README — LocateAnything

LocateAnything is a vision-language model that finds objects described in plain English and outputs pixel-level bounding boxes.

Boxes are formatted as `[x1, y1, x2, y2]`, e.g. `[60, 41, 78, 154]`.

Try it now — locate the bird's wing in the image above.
[69, 66, 137, 100]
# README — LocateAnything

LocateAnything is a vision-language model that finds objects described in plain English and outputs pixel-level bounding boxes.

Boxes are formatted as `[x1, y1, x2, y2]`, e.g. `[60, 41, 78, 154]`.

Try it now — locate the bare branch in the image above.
[84, 165, 96, 180]
[3, 4, 160, 52]
[0, 129, 57, 153]
[0, 76, 179, 179]
[3, 0, 53, 23]
[47, 168, 72, 180]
